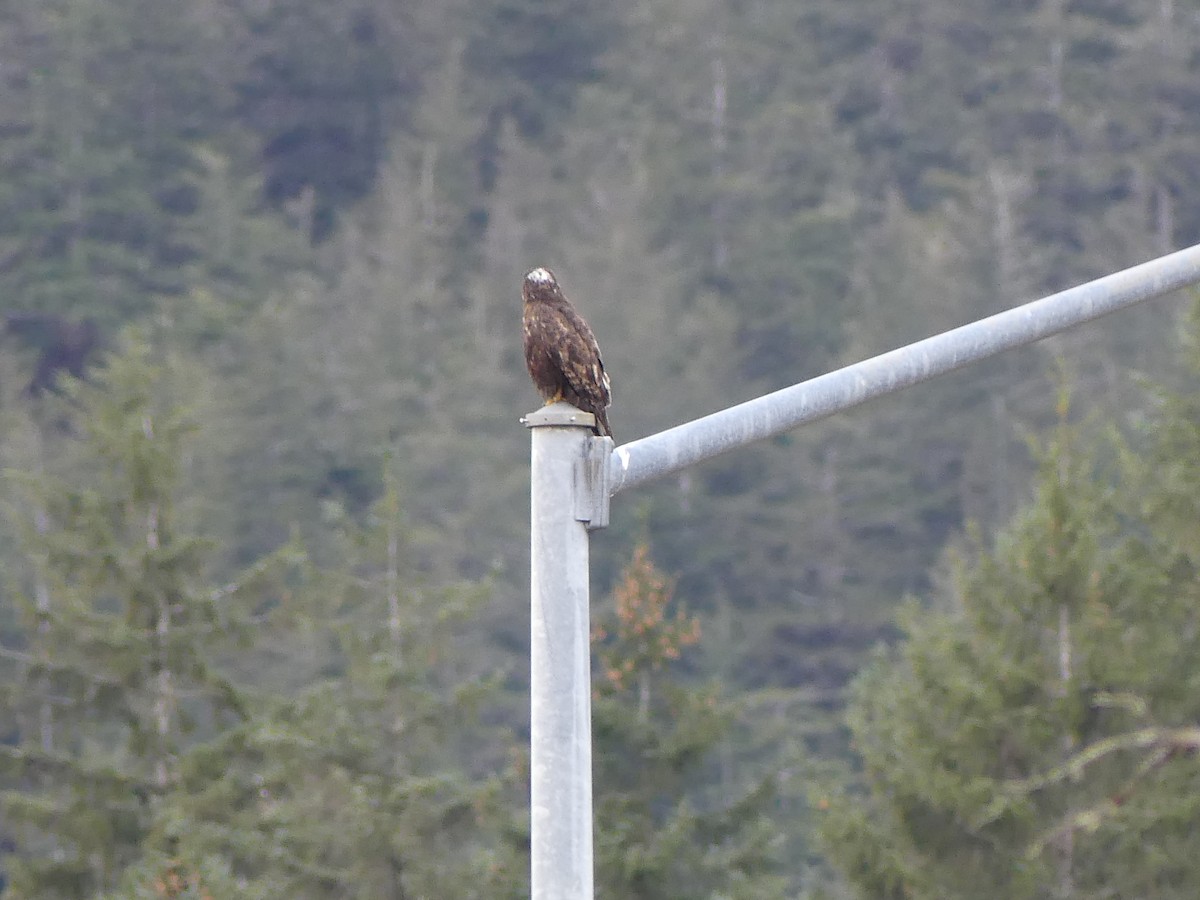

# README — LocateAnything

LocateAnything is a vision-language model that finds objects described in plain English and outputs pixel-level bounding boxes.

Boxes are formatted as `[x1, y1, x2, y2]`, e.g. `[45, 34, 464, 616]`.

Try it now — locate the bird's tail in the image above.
[594, 407, 612, 439]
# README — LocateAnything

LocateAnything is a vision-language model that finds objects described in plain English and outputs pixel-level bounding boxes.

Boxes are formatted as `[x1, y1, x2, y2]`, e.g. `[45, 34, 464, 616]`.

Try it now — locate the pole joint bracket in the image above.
[575, 436, 613, 531]
[522, 402, 612, 531]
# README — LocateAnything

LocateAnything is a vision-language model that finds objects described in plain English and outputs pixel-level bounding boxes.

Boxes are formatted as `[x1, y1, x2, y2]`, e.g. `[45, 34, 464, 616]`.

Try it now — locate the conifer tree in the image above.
[821, 394, 1200, 898]
[586, 545, 788, 899]
[484, 545, 784, 898]
[0, 338, 251, 898]
[141, 467, 506, 898]
[0, 0, 236, 324]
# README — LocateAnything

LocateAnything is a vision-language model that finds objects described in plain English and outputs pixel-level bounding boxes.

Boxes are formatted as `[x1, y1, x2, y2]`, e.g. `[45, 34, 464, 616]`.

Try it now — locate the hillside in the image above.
[0, 0, 1198, 894]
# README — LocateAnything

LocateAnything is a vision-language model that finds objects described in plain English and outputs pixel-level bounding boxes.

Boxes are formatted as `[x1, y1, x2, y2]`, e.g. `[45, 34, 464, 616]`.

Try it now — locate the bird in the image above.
[522, 267, 612, 438]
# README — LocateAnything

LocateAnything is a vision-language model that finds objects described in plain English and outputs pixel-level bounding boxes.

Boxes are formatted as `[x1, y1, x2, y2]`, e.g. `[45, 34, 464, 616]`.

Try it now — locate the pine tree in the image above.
[0, 0, 238, 325]
[0, 337, 252, 898]
[476, 545, 786, 898]
[226, 0, 424, 241]
[589, 545, 789, 899]
[140, 467, 506, 898]
[466, 0, 620, 142]
[820, 395, 1200, 898]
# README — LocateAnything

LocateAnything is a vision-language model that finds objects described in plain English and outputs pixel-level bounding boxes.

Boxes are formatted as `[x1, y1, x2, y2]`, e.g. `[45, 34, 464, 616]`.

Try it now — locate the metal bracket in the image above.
[575, 436, 613, 530]
[523, 403, 612, 530]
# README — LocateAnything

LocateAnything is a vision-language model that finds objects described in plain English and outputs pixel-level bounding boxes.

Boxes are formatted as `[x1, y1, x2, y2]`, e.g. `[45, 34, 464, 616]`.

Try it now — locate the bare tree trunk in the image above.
[34, 505, 53, 754]
[1056, 601, 1074, 896]
[1040, 0, 1068, 168]
[1155, 182, 1174, 256]
[387, 501, 402, 649]
[1160, 0, 1176, 52]
[144, 415, 172, 791]
[62, 0, 88, 264]
[710, 40, 729, 273]
[817, 445, 846, 593]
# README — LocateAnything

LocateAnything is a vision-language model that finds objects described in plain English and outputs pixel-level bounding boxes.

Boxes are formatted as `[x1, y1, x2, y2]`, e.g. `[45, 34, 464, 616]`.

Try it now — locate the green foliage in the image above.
[227, 1, 426, 240]
[466, 0, 620, 141]
[591, 546, 789, 899]
[0, 338, 253, 897]
[476, 545, 795, 899]
[1, 0, 1200, 892]
[138, 469, 507, 898]
[0, 0, 237, 323]
[102, 853, 258, 899]
[822, 386, 1200, 897]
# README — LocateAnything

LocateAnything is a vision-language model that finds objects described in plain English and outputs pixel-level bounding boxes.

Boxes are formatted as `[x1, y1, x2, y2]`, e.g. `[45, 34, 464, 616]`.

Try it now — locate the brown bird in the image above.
[522, 267, 612, 438]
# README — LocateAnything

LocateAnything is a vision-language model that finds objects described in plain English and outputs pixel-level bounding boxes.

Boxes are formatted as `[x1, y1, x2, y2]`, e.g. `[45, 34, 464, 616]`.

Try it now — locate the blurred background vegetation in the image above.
[1, 0, 1200, 896]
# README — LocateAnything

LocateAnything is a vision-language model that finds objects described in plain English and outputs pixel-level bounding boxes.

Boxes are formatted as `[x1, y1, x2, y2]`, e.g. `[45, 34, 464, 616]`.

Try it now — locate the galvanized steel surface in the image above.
[523, 245, 1200, 900]
[527, 412, 596, 899]
[610, 243, 1200, 495]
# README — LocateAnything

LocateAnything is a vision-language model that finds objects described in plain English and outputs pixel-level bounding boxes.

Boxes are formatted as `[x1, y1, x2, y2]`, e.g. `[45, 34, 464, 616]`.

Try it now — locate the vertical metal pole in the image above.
[525, 403, 595, 900]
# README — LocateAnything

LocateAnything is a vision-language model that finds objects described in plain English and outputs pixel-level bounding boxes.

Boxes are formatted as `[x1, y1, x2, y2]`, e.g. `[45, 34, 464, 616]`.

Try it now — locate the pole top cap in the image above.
[522, 402, 598, 430]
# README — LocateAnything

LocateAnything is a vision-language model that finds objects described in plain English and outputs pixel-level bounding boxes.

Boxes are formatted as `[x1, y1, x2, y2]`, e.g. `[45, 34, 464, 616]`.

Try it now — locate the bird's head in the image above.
[523, 267, 563, 304]
[525, 267, 555, 285]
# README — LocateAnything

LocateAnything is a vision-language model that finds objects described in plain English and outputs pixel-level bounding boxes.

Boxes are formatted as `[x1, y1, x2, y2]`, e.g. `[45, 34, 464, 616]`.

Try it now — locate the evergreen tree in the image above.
[590, 545, 788, 899]
[466, 0, 620, 143]
[227, 0, 425, 241]
[821, 396, 1200, 898]
[0, 338, 253, 898]
[139, 468, 506, 898]
[0, 0, 237, 325]
[484, 544, 791, 898]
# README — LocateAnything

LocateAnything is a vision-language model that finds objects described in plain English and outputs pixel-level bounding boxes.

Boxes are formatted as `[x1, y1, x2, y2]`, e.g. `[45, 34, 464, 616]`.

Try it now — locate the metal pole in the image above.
[610, 243, 1200, 494]
[525, 403, 596, 900]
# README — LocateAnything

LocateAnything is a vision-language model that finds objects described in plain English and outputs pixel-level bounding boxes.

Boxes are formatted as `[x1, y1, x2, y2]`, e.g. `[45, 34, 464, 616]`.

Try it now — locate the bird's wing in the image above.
[556, 305, 611, 407]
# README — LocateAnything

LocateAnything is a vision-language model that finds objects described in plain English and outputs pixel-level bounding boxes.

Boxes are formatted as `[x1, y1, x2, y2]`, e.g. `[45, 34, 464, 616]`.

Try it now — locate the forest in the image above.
[2, 0, 1200, 896]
